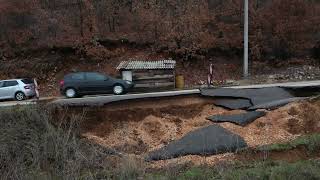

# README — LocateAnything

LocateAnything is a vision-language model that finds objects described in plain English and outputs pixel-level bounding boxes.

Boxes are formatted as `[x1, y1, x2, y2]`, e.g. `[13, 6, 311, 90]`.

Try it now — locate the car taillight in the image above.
[59, 80, 64, 87]
[24, 86, 30, 89]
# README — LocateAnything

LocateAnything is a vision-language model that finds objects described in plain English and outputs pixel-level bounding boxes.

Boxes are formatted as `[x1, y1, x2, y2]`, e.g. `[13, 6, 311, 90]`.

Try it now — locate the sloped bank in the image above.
[63, 96, 319, 158]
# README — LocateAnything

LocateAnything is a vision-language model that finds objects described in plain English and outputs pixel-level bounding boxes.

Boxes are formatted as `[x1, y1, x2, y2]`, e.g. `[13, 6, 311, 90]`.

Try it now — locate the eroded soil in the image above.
[63, 95, 320, 168]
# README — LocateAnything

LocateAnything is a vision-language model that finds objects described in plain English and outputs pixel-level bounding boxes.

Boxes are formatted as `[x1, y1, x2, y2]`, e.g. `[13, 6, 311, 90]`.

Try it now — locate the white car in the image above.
[0, 79, 36, 101]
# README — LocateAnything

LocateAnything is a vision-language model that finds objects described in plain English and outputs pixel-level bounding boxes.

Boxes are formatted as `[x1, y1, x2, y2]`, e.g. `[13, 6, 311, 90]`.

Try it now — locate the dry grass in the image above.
[0, 106, 112, 180]
[116, 156, 146, 180]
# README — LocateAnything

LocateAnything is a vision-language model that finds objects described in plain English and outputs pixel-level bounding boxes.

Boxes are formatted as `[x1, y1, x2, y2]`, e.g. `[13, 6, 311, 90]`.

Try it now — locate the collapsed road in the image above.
[77, 93, 320, 164]
[200, 86, 316, 110]
[206, 111, 267, 126]
[2, 80, 320, 162]
[201, 87, 294, 108]
[146, 125, 247, 161]
[51, 81, 318, 162]
[200, 86, 319, 128]
[143, 86, 319, 161]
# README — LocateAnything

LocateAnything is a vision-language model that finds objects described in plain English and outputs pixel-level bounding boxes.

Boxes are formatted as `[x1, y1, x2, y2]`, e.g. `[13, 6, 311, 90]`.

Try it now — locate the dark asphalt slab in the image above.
[247, 97, 306, 110]
[146, 125, 247, 161]
[213, 98, 253, 110]
[201, 87, 294, 106]
[206, 111, 267, 126]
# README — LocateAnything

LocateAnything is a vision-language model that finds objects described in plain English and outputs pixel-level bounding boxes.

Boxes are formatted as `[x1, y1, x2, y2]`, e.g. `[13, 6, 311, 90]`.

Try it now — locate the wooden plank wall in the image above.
[131, 69, 175, 89]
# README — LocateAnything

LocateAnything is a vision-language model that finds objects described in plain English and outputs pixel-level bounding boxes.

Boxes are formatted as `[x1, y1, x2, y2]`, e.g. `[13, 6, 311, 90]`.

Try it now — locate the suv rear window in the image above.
[21, 78, 34, 84]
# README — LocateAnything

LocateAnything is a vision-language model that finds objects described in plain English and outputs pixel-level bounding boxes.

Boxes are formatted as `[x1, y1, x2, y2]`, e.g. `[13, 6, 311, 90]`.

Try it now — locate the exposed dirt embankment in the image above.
[60, 95, 320, 167]
[79, 96, 215, 154]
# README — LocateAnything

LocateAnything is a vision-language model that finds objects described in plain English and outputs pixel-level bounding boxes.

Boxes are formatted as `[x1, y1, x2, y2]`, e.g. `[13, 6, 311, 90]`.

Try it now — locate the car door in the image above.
[0, 81, 5, 100]
[68, 73, 87, 93]
[0, 81, 18, 99]
[84, 73, 111, 94]
[101, 75, 114, 93]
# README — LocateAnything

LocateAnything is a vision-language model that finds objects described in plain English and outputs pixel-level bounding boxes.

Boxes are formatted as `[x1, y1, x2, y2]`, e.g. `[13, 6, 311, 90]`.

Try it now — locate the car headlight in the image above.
[125, 80, 132, 84]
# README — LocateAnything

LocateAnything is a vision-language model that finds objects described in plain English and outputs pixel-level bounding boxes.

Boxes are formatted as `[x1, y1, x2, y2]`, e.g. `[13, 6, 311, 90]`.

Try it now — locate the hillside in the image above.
[0, 0, 320, 95]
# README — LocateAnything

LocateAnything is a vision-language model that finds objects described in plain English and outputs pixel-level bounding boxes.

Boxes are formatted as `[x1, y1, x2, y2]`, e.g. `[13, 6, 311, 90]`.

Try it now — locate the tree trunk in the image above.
[77, 0, 84, 37]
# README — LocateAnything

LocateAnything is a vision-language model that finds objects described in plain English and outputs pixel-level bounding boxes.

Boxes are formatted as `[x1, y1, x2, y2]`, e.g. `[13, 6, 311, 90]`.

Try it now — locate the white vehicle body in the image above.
[0, 79, 36, 101]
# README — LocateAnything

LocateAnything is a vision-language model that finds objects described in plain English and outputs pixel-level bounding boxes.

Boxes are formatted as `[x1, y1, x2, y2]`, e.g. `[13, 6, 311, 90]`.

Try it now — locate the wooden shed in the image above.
[116, 60, 176, 89]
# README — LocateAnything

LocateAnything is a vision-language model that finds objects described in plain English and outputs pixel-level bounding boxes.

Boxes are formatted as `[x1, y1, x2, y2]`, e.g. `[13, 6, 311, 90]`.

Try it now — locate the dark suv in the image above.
[60, 72, 134, 98]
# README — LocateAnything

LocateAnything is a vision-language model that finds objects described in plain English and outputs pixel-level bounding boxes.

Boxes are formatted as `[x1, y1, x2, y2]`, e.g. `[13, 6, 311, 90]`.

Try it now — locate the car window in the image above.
[3, 81, 18, 87]
[104, 75, 110, 80]
[21, 78, 34, 84]
[86, 73, 106, 81]
[0, 81, 3, 88]
[71, 73, 85, 80]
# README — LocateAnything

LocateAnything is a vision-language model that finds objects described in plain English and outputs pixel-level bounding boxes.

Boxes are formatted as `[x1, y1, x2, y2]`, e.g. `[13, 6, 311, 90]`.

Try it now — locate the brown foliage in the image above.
[0, 0, 319, 61]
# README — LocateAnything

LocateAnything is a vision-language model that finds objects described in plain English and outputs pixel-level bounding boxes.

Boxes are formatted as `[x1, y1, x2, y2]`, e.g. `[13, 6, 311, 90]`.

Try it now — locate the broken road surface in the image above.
[206, 111, 267, 126]
[146, 125, 247, 161]
[201, 87, 294, 106]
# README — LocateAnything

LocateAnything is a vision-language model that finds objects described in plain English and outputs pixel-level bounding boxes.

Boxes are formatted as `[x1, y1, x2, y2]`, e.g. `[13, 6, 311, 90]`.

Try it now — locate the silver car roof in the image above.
[0, 78, 31, 81]
[0, 79, 20, 81]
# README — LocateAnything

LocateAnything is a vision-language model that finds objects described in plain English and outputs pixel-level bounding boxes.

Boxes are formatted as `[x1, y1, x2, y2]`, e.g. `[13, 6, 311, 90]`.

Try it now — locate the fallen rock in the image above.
[206, 111, 266, 126]
[146, 125, 247, 161]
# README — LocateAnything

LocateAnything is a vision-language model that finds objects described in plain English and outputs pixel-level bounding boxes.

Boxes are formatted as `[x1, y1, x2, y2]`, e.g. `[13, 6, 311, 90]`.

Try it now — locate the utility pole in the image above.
[244, 0, 249, 78]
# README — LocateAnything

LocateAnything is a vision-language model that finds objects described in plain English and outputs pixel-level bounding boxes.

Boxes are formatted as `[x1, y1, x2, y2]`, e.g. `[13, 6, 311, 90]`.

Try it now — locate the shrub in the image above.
[0, 106, 110, 180]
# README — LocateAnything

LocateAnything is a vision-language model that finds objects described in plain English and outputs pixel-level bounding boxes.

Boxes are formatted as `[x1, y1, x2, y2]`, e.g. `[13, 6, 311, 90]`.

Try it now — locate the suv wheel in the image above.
[65, 88, 77, 98]
[113, 85, 124, 95]
[15, 92, 26, 101]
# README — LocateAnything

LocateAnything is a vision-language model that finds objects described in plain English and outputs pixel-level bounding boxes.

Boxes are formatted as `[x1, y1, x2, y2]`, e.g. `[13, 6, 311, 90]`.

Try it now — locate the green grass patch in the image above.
[258, 134, 320, 153]
[223, 160, 320, 180]
[146, 160, 320, 180]
[178, 167, 217, 180]
[146, 166, 219, 180]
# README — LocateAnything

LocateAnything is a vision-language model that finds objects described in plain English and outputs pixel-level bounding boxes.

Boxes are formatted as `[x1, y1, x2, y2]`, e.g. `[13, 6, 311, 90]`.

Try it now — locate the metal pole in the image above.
[244, 0, 249, 78]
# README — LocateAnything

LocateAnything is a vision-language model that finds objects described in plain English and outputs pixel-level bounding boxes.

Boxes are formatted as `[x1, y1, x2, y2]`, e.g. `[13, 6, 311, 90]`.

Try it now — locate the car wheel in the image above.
[65, 88, 77, 98]
[113, 85, 124, 95]
[15, 92, 26, 101]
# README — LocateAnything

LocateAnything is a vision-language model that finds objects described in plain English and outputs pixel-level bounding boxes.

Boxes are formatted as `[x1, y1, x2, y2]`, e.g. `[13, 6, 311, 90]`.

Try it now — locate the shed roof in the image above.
[117, 60, 176, 70]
